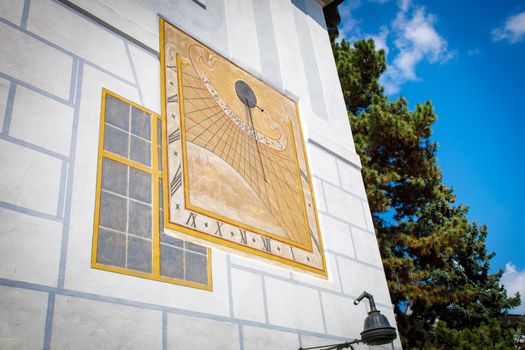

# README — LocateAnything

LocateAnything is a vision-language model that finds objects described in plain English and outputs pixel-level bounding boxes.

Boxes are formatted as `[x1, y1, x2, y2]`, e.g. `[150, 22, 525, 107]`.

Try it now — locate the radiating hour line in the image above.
[178, 61, 309, 245]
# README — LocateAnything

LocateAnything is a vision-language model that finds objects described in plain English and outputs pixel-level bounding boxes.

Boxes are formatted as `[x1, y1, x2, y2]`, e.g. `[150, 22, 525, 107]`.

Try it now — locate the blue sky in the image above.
[337, 0, 525, 313]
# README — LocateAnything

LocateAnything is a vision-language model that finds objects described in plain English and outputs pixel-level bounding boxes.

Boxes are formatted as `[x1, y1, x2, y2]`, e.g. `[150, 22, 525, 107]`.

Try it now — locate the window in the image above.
[92, 89, 212, 290]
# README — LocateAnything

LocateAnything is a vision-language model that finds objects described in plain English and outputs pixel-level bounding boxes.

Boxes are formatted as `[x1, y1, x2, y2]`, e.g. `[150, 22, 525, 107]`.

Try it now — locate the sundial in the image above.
[160, 19, 327, 276]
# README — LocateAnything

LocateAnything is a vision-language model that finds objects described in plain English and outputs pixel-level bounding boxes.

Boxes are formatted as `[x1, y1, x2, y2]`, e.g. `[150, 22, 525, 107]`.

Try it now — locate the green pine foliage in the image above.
[332, 38, 521, 349]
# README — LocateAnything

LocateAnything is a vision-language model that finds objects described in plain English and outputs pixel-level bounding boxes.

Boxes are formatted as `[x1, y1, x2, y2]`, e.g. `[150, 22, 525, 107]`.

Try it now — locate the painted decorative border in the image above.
[160, 19, 327, 277]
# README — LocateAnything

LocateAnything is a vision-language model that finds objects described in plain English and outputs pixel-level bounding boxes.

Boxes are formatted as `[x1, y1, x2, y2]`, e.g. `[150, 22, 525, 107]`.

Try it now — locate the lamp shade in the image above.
[360, 310, 397, 346]
[354, 291, 397, 346]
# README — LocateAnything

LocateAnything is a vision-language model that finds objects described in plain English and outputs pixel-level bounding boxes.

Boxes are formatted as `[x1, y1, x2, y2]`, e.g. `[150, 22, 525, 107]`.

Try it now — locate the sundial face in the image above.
[161, 19, 327, 276]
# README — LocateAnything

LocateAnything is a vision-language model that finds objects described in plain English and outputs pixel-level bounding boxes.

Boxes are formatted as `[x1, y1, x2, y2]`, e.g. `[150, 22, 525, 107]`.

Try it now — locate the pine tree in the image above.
[332, 38, 521, 348]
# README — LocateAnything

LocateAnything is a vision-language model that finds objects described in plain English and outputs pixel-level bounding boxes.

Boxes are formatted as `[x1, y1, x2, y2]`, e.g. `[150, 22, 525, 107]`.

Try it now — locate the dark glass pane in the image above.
[97, 228, 126, 268]
[131, 107, 151, 140]
[129, 168, 151, 204]
[128, 201, 152, 238]
[185, 241, 207, 254]
[104, 124, 129, 158]
[160, 233, 183, 247]
[101, 158, 127, 196]
[185, 251, 208, 284]
[130, 135, 151, 166]
[106, 95, 129, 131]
[127, 236, 152, 273]
[160, 244, 184, 279]
[99, 191, 127, 232]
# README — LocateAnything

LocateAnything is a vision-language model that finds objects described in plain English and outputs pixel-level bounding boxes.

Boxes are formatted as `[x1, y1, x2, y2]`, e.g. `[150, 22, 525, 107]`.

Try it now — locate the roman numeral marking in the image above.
[300, 169, 309, 182]
[167, 65, 177, 72]
[261, 237, 271, 252]
[168, 128, 180, 143]
[185, 212, 197, 228]
[170, 165, 182, 196]
[239, 229, 247, 244]
[214, 222, 223, 237]
[309, 227, 321, 252]
[290, 246, 296, 261]
[167, 94, 178, 103]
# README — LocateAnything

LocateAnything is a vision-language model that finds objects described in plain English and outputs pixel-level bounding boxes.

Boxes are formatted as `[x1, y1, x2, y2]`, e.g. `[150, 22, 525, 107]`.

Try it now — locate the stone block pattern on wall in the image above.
[0, 0, 401, 349]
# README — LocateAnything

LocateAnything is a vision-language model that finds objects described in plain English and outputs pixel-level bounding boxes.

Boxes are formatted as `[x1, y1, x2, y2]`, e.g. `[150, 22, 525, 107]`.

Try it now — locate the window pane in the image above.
[128, 201, 152, 238]
[105, 95, 130, 131]
[97, 228, 126, 268]
[185, 251, 208, 284]
[131, 107, 151, 140]
[129, 168, 151, 204]
[101, 158, 127, 196]
[104, 124, 129, 158]
[160, 244, 184, 279]
[99, 191, 127, 232]
[130, 135, 151, 166]
[127, 236, 152, 273]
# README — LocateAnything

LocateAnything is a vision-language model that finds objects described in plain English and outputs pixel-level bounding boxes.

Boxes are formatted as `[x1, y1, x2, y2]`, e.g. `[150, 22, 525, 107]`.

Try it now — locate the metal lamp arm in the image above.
[354, 291, 377, 312]
[298, 339, 359, 350]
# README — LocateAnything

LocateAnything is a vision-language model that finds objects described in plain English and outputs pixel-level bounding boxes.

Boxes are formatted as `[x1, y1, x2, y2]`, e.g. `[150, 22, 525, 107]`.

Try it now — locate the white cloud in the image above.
[467, 48, 481, 56]
[337, 0, 390, 43]
[380, 4, 454, 94]
[501, 262, 525, 314]
[337, 0, 362, 43]
[369, 26, 390, 55]
[492, 11, 525, 43]
[398, 0, 411, 13]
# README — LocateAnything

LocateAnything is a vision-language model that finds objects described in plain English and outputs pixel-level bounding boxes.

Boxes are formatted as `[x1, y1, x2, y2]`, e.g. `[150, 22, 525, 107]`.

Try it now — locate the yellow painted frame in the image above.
[159, 18, 327, 278]
[177, 52, 312, 251]
[91, 88, 213, 291]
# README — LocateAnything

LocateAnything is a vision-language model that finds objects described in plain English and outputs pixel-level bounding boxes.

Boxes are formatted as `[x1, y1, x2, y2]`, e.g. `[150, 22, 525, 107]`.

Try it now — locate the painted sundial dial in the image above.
[160, 19, 327, 276]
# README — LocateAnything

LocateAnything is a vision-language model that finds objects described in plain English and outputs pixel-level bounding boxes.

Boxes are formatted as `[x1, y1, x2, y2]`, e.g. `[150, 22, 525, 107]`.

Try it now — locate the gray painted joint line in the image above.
[68, 58, 79, 104]
[347, 224, 360, 260]
[20, 0, 31, 29]
[0, 70, 73, 108]
[317, 209, 373, 236]
[334, 256, 345, 297]
[313, 175, 367, 202]
[0, 15, 137, 89]
[2, 81, 17, 136]
[227, 254, 234, 318]
[0, 134, 70, 162]
[361, 200, 375, 233]
[0, 277, 354, 343]
[261, 275, 269, 324]
[308, 139, 362, 171]
[0, 200, 63, 223]
[124, 41, 144, 105]
[162, 310, 168, 350]
[43, 291, 55, 350]
[334, 157, 344, 189]
[54, 0, 159, 58]
[57, 60, 84, 289]
[318, 290, 328, 334]
[56, 160, 68, 218]
[192, 0, 206, 10]
[238, 324, 245, 350]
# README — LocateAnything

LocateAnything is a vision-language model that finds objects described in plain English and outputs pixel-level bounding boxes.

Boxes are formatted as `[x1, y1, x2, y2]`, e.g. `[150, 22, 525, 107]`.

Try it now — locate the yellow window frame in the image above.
[92, 88, 212, 291]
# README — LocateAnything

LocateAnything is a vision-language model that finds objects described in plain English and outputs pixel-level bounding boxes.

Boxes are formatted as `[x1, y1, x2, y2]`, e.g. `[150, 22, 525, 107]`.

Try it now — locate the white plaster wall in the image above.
[0, 0, 401, 349]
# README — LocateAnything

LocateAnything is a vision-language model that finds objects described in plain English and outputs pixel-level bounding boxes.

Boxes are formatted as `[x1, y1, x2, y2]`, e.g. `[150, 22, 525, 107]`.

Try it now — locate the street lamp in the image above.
[298, 291, 397, 350]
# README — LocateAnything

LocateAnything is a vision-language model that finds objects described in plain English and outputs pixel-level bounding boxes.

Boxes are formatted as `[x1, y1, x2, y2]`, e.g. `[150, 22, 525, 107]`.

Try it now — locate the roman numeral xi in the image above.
[170, 165, 182, 196]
